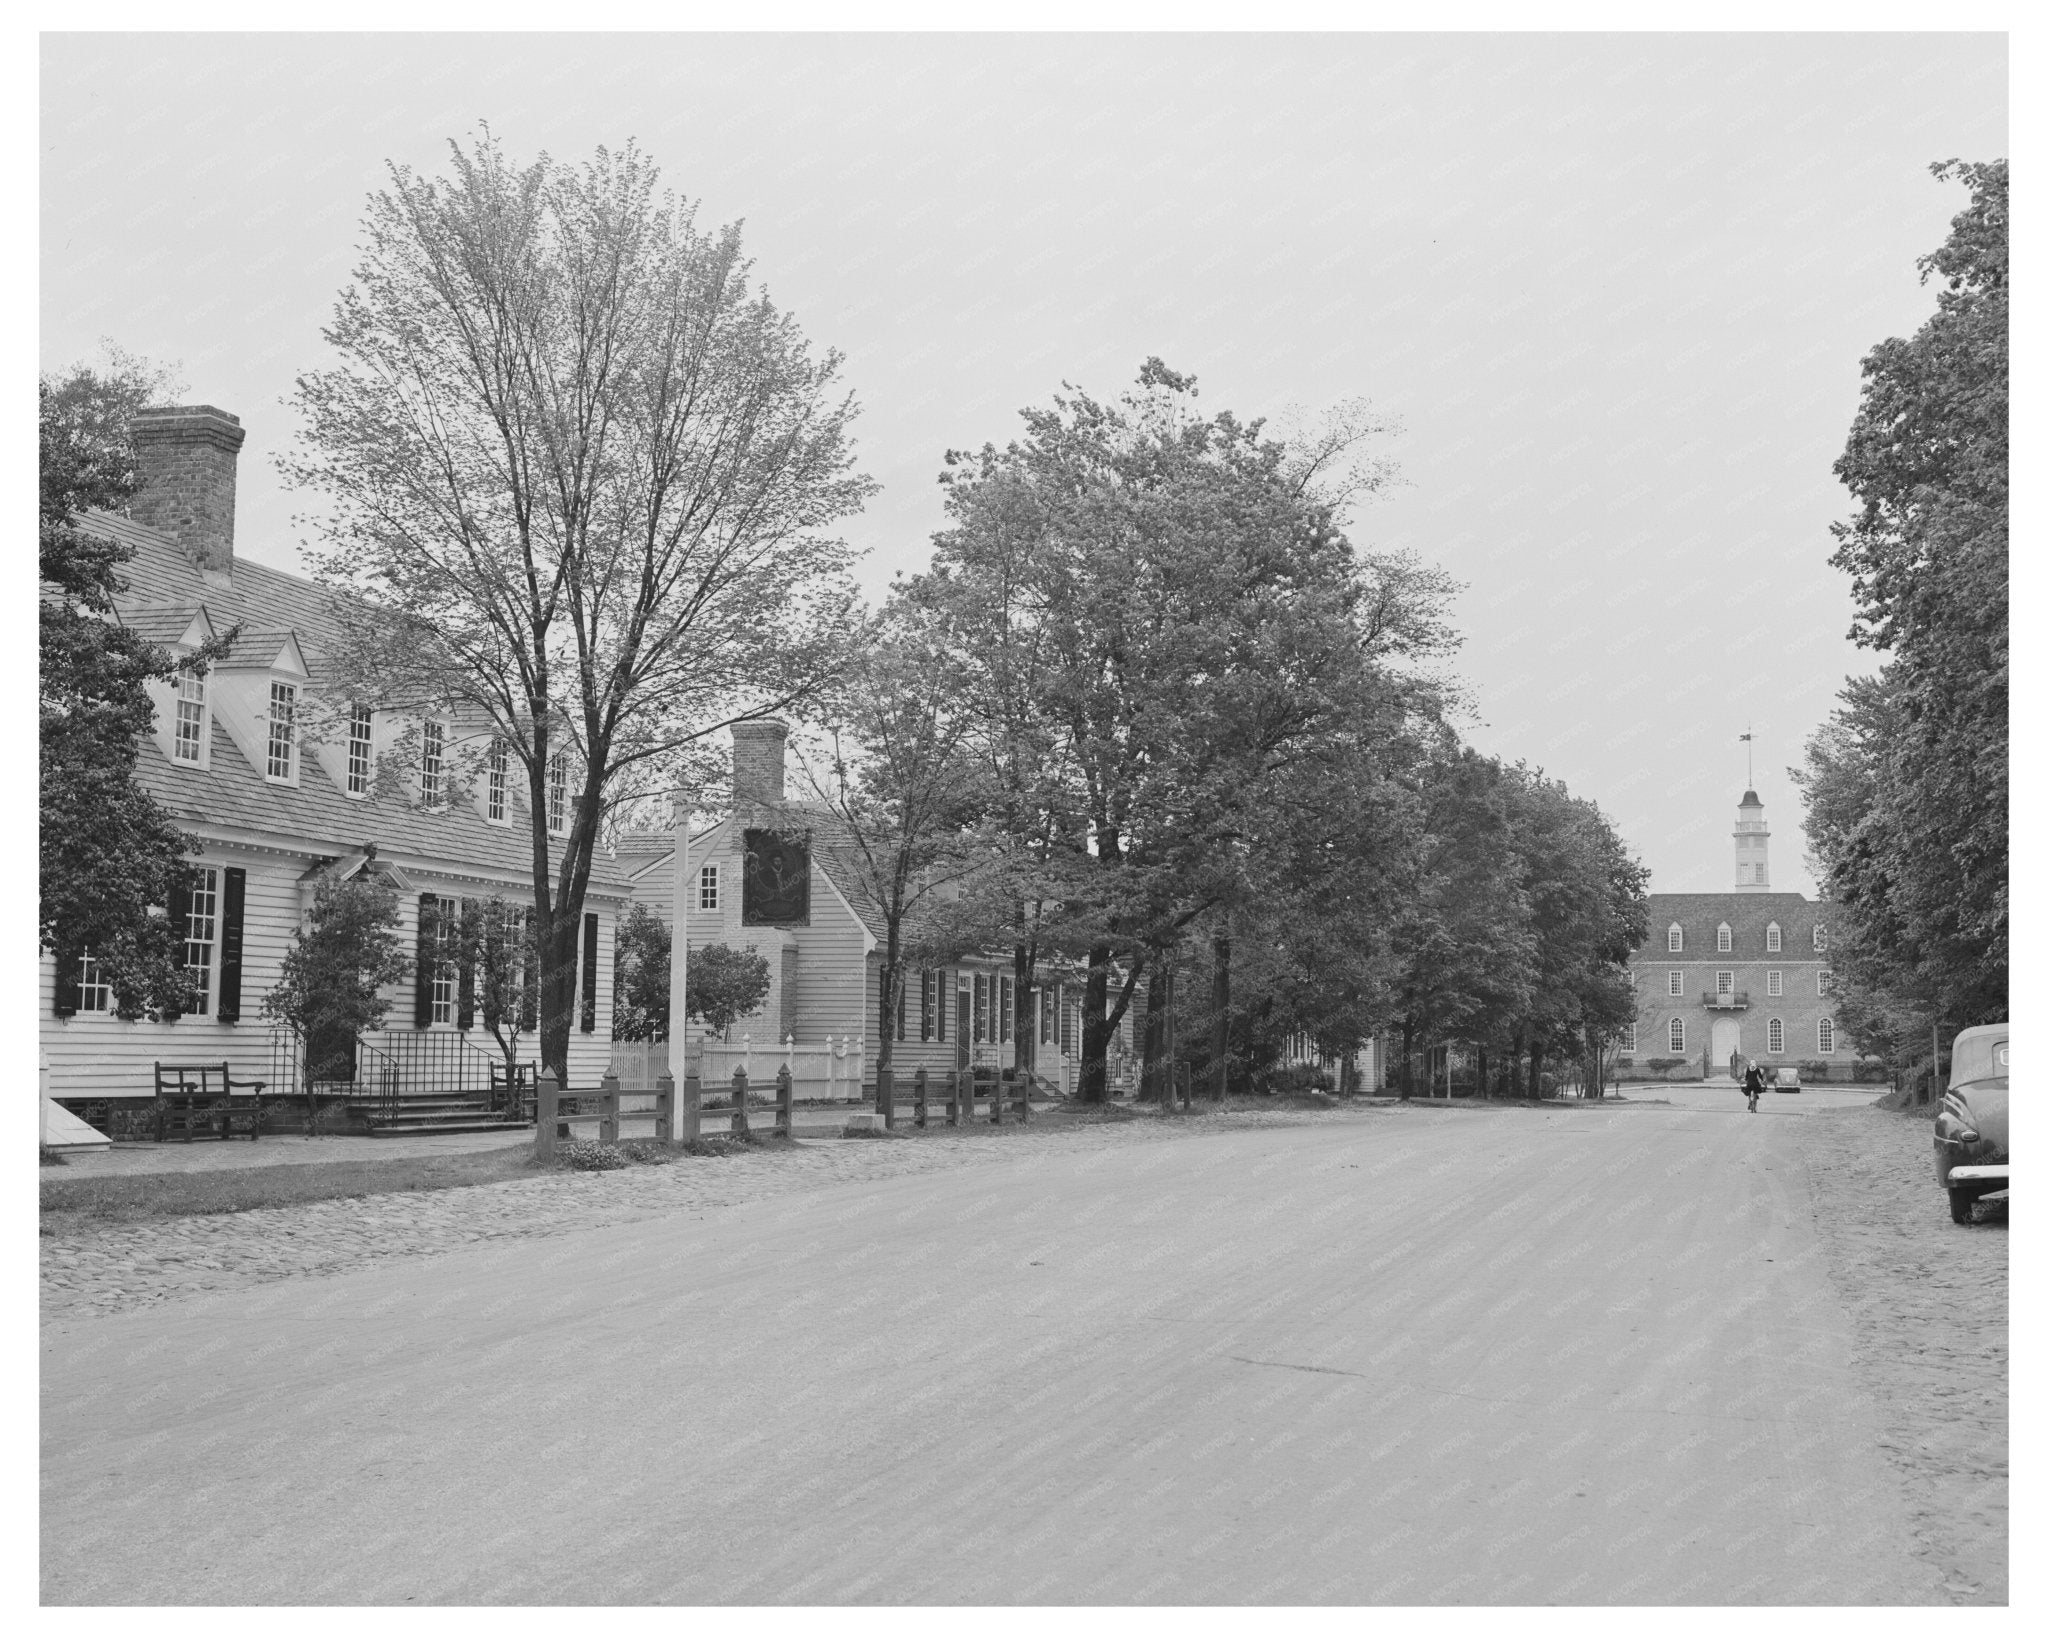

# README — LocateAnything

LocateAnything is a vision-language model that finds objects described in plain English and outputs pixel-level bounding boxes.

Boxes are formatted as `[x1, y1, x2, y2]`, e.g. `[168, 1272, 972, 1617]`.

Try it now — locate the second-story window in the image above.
[698, 863, 720, 910]
[1818, 969, 1834, 996]
[266, 682, 298, 781]
[1667, 970, 1682, 997]
[1768, 970, 1783, 996]
[486, 738, 509, 823]
[420, 721, 446, 809]
[346, 705, 373, 796]
[1715, 970, 1733, 996]
[547, 751, 568, 836]
[173, 670, 207, 764]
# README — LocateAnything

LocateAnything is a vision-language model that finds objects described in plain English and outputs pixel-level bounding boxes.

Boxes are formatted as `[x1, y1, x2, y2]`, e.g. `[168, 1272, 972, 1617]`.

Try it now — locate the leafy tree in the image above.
[687, 944, 773, 1039]
[1804, 158, 2008, 1036]
[40, 350, 214, 1020]
[261, 868, 411, 1125]
[286, 128, 874, 1084]
[611, 902, 671, 1042]
[915, 360, 1443, 1101]
[788, 615, 990, 1090]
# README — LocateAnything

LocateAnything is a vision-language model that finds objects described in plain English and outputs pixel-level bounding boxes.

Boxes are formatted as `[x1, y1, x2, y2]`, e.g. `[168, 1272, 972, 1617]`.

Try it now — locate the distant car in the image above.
[1771, 1066, 1801, 1093]
[1934, 1023, 2009, 1225]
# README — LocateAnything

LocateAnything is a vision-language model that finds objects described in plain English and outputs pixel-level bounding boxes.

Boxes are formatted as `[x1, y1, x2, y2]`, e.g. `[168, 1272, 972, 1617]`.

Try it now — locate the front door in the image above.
[1711, 1017, 1742, 1077]
[956, 991, 971, 1071]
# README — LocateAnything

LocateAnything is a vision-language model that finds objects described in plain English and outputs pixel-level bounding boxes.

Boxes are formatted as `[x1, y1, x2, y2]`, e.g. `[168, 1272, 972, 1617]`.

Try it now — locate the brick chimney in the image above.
[731, 719, 788, 812]
[130, 405, 245, 575]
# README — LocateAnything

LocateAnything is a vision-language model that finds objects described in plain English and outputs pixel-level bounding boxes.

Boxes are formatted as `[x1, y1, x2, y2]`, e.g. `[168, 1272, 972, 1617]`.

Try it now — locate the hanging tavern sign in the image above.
[742, 828, 811, 925]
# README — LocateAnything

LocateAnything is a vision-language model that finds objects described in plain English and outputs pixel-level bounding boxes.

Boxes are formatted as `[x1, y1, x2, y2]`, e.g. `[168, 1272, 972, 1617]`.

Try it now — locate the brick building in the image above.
[1622, 788, 1851, 1080]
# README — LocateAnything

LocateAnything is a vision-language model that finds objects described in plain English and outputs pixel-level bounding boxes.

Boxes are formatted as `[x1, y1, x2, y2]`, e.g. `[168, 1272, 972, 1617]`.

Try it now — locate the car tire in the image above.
[1948, 1186, 1975, 1225]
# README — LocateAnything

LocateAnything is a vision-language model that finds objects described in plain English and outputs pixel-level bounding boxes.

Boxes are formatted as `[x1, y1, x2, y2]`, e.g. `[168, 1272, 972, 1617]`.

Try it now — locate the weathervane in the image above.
[1739, 726, 1754, 789]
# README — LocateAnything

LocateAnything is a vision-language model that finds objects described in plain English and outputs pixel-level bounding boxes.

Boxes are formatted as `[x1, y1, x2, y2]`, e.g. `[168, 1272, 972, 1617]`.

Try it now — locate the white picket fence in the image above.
[606, 1035, 871, 1101]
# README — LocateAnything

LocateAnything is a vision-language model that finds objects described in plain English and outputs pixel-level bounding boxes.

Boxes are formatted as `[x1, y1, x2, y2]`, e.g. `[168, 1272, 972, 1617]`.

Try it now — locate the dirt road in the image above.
[42, 1101, 1984, 1604]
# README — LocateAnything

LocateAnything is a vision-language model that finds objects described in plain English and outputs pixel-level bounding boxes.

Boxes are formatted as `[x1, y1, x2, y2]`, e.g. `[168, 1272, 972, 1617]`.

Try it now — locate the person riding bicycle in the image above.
[1743, 1061, 1767, 1113]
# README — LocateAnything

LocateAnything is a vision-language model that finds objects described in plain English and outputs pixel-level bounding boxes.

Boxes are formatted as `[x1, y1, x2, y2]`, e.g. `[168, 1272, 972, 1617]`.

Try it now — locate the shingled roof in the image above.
[83, 506, 628, 894]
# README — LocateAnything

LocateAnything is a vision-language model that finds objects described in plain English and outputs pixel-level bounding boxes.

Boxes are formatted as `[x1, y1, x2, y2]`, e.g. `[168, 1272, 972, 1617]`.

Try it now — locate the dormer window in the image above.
[1667, 923, 1683, 953]
[173, 670, 207, 764]
[486, 738, 509, 824]
[1766, 921, 1781, 953]
[346, 705, 373, 797]
[265, 681, 298, 782]
[1813, 923, 1828, 952]
[1716, 922, 1732, 953]
[420, 721, 447, 810]
[547, 751, 568, 836]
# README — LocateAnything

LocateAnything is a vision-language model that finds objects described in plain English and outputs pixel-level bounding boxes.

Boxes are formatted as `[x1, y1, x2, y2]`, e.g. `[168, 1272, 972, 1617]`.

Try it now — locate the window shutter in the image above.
[216, 867, 247, 1023]
[161, 874, 194, 1023]
[456, 899, 476, 1030]
[52, 940, 81, 1019]
[414, 893, 439, 1029]
[579, 911, 599, 1033]
[936, 970, 946, 1042]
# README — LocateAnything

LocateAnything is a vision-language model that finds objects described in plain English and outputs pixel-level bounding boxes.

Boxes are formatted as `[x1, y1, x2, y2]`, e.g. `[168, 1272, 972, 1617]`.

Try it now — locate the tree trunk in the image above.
[1013, 942, 1035, 1077]
[1476, 1046, 1489, 1100]
[1399, 1018, 1414, 1100]
[1508, 1030, 1524, 1098]
[1210, 927, 1231, 1099]
[1138, 953, 1168, 1101]
[876, 934, 900, 1078]
[1528, 1039, 1545, 1101]
[538, 915, 579, 1086]
[1078, 943, 1113, 1103]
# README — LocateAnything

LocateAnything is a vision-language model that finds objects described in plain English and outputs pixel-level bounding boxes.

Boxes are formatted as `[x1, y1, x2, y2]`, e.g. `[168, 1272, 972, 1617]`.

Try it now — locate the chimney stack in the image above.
[130, 405, 245, 575]
[731, 719, 789, 814]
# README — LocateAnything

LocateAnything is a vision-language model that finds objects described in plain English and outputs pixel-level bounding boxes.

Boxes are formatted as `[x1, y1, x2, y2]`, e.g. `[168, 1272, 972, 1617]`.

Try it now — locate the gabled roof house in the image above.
[41, 405, 632, 1120]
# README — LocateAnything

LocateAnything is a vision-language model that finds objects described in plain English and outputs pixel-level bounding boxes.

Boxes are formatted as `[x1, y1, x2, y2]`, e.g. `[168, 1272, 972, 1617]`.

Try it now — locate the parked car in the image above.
[1771, 1066, 1801, 1093]
[1934, 1023, 2009, 1225]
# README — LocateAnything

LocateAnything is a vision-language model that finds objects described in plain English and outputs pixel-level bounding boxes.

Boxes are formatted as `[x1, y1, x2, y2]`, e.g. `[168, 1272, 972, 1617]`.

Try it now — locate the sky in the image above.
[39, 31, 2009, 897]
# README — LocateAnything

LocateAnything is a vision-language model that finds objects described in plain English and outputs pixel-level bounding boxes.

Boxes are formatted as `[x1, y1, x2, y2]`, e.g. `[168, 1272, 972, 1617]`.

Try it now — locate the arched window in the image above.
[1767, 1018, 1784, 1055]
[1669, 1017, 1685, 1053]
[1766, 922, 1781, 952]
[1716, 922, 1732, 952]
[1667, 923, 1683, 952]
[1818, 1017, 1835, 1054]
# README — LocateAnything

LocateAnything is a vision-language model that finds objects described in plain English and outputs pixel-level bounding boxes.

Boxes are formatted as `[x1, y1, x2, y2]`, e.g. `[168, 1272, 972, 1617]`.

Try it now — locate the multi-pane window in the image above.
[1668, 1017, 1685, 1053]
[698, 864, 720, 911]
[1767, 970, 1783, 997]
[1716, 923, 1732, 953]
[76, 954, 111, 1014]
[173, 670, 208, 764]
[1813, 924, 1828, 952]
[972, 974, 988, 1042]
[1818, 970, 1833, 996]
[547, 752, 568, 835]
[1766, 922, 1782, 953]
[266, 681, 297, 781]
[1040, 988, 1056, 1045]
[1818, 1018, 1836, 1055]
[1715, 971, 1733, 996]
[1768, 1018, 1785, 1055]
[420, 721, 446, 808]
[999, 976, 1013, 1042]
[920, 970, 936, 1041]
[486, 738, 508, 823]
[1667, 970, 1683, 997]
[1667, 924, 1683, 952]
[185, 867, 219, 1016]
[347, 704, 373, 795]
[429, 897, 460, 1025]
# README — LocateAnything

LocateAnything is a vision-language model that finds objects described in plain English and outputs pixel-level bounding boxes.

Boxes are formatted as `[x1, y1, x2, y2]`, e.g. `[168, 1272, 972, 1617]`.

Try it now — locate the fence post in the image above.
[877, 1064, 895, 1131]
[599, 1070, 620, 1145]
[946, 1067, 960, 1127]
[535, 1071, 560, 1162]
[682, 1070, 701, 1144]
[1019, 1067, 1031, 1124]
[776, 1065, 793, 1138]
[913, 1066, 928, 1128]
[655, 1072, 676, 1143]
[731, 1067, 750, 1139]
[825, 1035, 838, 1103]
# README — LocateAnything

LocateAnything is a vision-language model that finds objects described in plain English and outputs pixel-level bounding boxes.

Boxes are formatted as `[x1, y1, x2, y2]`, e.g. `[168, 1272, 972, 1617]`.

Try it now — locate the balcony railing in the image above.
[1702, 990, 1751, 1010]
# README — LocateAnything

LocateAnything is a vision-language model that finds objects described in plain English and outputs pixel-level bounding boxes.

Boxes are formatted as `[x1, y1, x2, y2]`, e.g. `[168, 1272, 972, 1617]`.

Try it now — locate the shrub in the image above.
[1644, 1057, 1685, 1073]
[1616, 1056, 1634, 1068]
[557, 1140, 629, 1172]
[1797, 1060, 1832, 1081]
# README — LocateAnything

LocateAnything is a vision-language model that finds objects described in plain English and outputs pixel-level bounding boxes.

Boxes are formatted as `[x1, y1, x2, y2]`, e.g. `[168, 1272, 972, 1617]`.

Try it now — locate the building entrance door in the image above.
[1711, 1017, 1742, 1078]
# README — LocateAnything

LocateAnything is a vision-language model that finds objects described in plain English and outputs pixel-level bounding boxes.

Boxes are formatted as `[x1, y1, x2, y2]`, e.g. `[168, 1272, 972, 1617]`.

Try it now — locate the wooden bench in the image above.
[153, 1062, 266, 1143]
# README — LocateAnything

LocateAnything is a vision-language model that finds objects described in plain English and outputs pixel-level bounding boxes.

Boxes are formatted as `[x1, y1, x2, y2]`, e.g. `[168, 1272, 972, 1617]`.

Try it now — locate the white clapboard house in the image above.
[40, 405, 630, 1134]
